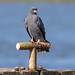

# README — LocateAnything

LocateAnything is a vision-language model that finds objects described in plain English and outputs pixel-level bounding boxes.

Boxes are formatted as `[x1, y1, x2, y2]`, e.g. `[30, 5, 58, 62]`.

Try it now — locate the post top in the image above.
[16, 42, 50, 53]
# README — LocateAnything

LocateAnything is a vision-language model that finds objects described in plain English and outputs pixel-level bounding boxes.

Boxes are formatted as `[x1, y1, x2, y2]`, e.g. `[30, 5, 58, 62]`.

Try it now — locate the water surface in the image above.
[0, 3, 75, 69]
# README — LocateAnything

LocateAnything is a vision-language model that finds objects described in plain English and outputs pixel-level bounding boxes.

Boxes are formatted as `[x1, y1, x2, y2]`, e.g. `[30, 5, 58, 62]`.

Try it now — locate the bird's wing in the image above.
[37, 17, 46, 39]
[24, 19, 31, 38]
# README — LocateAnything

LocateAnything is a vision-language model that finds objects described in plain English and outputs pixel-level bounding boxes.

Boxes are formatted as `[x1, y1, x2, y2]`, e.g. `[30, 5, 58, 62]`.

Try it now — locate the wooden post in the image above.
[29, 47, 36, 70]
[16, 42, 50, 70]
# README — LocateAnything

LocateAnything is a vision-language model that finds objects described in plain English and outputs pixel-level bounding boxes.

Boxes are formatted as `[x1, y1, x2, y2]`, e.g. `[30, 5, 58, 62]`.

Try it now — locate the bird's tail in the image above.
[46, 40, 50, 43]
[38, 40, 50, 53]
[38, 49, 49, 53]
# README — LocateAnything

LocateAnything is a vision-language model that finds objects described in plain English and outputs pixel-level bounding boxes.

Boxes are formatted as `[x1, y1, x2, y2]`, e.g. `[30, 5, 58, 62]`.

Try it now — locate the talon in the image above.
[37, 39, 41, 44]
[30, 39, 34, 42]
[30, 37, 34, 42]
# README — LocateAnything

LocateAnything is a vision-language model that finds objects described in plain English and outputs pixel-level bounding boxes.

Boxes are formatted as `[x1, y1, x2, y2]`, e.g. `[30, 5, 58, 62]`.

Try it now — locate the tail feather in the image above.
[38, 49, 49, 53]
[38, 40, 50, 53]
[45, 40, 50, 43]
[33, 38, 50, 53]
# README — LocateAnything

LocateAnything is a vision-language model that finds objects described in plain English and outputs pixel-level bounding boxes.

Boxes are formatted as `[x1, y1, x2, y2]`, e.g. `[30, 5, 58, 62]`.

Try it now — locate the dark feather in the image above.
[37, 17, 46, 40]
[24, 19, 32, 38]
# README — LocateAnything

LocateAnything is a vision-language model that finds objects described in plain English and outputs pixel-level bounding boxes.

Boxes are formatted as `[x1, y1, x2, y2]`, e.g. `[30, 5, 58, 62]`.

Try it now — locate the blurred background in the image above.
[0, 0, 75, 69]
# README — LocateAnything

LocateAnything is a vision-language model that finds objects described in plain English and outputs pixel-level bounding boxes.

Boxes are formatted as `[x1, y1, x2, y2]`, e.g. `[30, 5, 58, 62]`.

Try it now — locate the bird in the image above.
[24, 7, 49, 52]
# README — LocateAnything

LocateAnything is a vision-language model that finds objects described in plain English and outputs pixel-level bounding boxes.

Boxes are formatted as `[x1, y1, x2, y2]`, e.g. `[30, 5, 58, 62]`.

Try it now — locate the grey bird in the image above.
[24, 7, 49, 52]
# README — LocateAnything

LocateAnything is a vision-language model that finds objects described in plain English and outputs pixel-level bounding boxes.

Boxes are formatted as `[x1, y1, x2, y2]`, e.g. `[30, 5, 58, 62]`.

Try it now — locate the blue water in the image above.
[0, 2, 75, 69]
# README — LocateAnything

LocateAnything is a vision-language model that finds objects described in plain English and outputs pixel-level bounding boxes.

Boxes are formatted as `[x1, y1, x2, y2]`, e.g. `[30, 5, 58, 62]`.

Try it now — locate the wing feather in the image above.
[24, 19, 31, 38]
[37, 17, 46, 39]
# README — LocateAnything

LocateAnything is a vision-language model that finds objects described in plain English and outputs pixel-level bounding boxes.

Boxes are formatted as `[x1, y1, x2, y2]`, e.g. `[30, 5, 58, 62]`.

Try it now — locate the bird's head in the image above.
[30, 7, 37, 14]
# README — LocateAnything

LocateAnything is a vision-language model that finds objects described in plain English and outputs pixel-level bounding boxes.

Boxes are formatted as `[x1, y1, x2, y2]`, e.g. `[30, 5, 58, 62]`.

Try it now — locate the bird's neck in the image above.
[28, 12, 37, 15]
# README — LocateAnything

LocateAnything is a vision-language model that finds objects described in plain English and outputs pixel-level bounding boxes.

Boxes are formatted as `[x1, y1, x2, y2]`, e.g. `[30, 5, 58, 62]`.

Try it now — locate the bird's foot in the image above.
[37, 39, 41, 44]
[30, 39, 34, 43]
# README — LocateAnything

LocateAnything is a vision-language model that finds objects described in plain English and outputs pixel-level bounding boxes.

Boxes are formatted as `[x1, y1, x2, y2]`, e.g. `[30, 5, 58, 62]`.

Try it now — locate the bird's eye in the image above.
[32, 9, 37, 11]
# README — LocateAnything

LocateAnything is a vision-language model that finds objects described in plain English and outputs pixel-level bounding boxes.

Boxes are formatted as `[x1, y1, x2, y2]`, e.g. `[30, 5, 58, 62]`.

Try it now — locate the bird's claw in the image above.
[37, 39, 41, 44]
[30, 39, 34, 43]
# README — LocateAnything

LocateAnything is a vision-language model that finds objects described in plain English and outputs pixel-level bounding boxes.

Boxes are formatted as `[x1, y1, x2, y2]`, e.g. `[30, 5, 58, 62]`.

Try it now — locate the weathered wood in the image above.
[3, 72, 20, 75]
[29, 47, 37, 70]
[0, 68, 14, 74]
[22, 71, 39, 75]
[16, 42, 50, 50]
[41, 71, 59, 75]
[1, 69, 75, 75]
[47, 69, 75, 75]
[61, 71, 75, 75]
